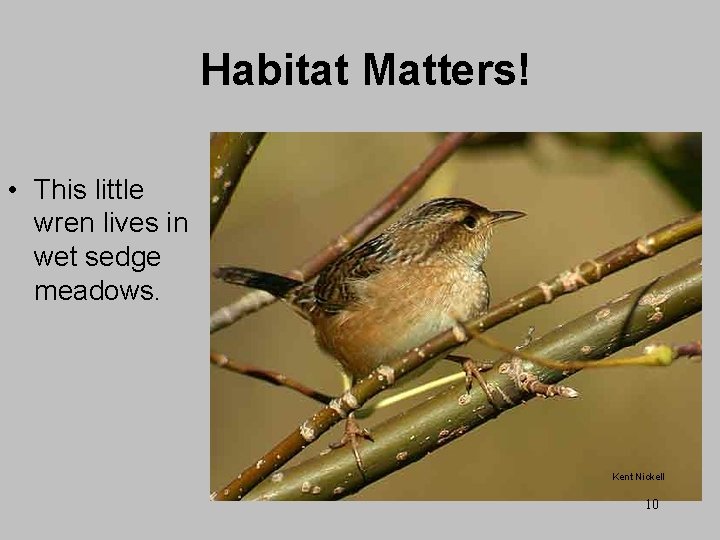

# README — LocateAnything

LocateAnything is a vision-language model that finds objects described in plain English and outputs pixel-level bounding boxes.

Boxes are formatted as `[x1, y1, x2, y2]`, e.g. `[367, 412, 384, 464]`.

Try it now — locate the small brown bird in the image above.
[215, 197, 525, 468]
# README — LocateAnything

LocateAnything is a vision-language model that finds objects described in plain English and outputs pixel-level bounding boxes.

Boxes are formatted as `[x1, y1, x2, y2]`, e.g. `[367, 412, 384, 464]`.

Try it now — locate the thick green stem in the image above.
[245, 259, 701, 500]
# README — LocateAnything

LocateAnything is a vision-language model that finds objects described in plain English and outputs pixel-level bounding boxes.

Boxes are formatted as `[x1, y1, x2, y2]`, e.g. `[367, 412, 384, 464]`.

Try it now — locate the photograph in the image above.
[209, 132, 701, 501]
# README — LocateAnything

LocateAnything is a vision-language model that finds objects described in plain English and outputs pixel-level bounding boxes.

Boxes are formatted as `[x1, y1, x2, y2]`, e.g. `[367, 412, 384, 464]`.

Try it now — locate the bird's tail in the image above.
[213, 266, 303, 299]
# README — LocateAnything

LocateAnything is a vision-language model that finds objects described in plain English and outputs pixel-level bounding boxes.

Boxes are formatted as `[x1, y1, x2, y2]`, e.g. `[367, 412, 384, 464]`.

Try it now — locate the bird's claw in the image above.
[329, 413, 374, 478]
[446, 354, 499, 408]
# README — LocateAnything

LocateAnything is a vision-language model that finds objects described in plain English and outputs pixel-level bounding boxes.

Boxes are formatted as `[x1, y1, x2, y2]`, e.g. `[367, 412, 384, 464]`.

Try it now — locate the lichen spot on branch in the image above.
[639, 291, 670, 308]
[559, 267, 589, 292]
[452, 323, 469, 343]
[636, 235, 657, 255]
[341, 391, 359, 410]
[538, 281, 554, 303]
[329, 398, 348, 418]
[300, 421, 316, 442]
[377, 365, 396, 386]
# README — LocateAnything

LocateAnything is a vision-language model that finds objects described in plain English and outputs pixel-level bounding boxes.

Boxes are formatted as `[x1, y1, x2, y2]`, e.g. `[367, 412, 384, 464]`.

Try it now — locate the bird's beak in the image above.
[489, 210, 526, 224]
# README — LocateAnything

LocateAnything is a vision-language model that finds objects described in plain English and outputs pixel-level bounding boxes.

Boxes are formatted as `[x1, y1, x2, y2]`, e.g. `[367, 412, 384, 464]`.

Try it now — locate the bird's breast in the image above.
[313, 263, 489, 380]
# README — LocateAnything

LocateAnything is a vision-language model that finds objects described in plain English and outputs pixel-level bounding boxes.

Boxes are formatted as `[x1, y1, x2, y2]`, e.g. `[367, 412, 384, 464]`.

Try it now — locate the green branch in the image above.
[245, 259, 701, 500]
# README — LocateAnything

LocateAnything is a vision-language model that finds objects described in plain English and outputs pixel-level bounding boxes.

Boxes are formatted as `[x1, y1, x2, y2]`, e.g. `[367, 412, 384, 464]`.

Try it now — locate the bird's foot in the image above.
[446, 354, 500, 408]
[329, 413, 374, 478]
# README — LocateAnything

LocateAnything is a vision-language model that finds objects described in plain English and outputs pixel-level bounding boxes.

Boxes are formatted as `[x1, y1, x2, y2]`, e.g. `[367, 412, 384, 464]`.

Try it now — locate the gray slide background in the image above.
[0, 0, 713, 538]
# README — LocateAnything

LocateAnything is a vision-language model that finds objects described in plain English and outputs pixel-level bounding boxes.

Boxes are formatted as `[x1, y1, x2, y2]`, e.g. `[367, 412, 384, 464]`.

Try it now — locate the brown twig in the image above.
[210, 132, 266, 236]
[672, 341, 702, 358]
[498, 358, 580, 398]
[209, 132, 475, 333]
[211, 212, 701, 500]
[210, 352, 333, 405]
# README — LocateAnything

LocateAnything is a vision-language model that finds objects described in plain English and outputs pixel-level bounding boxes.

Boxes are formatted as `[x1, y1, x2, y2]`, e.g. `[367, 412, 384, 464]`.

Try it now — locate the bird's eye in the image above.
[462, 215, 478, 230]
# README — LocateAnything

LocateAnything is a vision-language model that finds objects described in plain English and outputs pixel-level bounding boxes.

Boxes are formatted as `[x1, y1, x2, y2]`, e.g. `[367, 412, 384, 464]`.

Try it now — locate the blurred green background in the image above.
[210, 133, 701, 500]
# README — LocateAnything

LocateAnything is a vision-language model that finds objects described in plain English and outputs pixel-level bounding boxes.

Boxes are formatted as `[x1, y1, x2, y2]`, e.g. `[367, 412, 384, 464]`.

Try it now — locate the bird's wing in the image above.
[314, 235, 389, 314]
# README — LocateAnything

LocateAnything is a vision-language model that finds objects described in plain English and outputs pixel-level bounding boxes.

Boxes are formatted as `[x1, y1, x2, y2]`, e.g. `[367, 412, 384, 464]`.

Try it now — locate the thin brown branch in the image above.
[209, 132, 475, 333]
[211, 212, 701, 500]
[210, 132, 266, 236]
[672, 341, 702, 358]
[498, 358, 580, 398]
[210, 352, 333, 405]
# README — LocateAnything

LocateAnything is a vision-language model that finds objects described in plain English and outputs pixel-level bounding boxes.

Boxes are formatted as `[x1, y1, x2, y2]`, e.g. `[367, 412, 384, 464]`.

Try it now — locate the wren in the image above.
[214, 197, 525, 469]
[215, 197, 524, 382]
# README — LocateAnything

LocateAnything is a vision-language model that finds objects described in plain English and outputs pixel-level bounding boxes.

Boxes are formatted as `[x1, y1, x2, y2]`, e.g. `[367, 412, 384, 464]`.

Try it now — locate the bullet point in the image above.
[9, 186, 16, 193]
